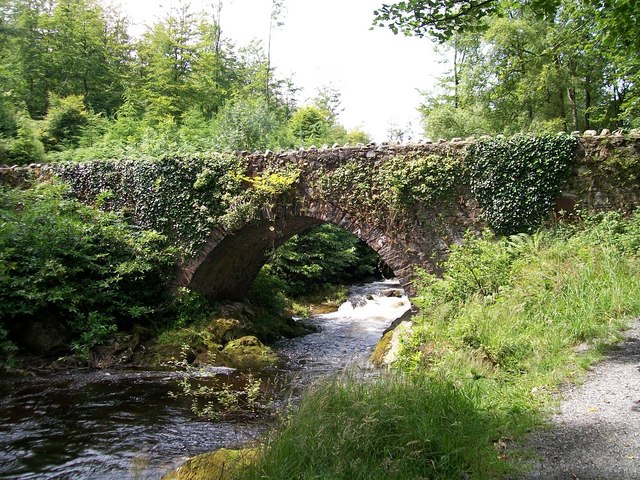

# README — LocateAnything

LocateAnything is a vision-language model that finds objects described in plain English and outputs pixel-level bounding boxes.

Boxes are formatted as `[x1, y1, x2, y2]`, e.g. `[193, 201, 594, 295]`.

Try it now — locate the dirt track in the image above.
[524, 318, 640, 479]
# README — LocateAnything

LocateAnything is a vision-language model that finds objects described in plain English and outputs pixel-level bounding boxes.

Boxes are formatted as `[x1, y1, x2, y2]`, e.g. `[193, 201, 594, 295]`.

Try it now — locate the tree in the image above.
[373, 0, 501, 41]
[42, 94, 92, 149]
[136, 3, 200, 122]
[47, 0, 131, 115]
[288, 105, 332, 145]
[4, 0, 51, 117]
[266, 0, 285, 102]
[407, 0, 637, 135]
[312, 85, 344, 122]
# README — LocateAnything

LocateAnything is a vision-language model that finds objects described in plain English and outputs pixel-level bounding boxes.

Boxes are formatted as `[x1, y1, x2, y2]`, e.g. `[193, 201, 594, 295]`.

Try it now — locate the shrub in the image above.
[5, 112, 45, 165]
[0, 182, 177, 357]
[42, 94, 92, 150]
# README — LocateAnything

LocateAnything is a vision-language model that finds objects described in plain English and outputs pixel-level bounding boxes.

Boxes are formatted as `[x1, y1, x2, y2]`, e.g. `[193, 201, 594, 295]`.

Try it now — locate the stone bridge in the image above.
[2, 132, 639, 301]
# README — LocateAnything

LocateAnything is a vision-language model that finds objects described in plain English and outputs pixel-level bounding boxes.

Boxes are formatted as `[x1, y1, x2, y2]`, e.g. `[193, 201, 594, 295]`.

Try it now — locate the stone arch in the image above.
[177, 201, 414, 301]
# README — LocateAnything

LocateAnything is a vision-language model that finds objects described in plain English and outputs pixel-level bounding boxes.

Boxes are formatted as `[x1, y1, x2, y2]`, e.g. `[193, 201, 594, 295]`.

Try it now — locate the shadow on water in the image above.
[0, 280, 410, 479]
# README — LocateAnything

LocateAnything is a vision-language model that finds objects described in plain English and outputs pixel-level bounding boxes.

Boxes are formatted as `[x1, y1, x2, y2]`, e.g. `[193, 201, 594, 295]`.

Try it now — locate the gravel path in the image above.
[524, 318, 640, 479]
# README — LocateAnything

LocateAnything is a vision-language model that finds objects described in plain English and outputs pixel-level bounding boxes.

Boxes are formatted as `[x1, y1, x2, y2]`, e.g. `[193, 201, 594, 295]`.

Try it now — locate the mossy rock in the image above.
[369, 330, 394, 367]
[370, 320, 415, 367]
[222, 335, 281, 369]
[206, 317, 250, 343]
[162, 447, 258, 480]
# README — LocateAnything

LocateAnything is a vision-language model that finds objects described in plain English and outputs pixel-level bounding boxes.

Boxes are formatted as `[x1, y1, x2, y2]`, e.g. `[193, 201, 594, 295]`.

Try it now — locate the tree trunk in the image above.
[558, 89, 567, 132]
[567, 86, 578, 131]
[584, 76, 591, 130]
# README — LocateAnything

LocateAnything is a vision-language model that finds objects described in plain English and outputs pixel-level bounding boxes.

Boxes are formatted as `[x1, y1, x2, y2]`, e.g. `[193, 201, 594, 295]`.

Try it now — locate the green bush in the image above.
[0, 182, 177, 357]
[42, 94, 92, 150]
[0, 109, 45, 165]
[3, 112, 45, 165]
[414, 230, 515, 310]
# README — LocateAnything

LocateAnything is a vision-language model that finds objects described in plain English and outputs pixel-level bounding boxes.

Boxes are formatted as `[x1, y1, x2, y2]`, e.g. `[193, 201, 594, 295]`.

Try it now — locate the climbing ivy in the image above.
[467, 134, 576, 234]
[50, 156, 302, 257]
[44, 134, 578, 259]
[51, 154, 245, 256]
[318, 151, 464, 228]
[378, 154, 463, 208]
[220, 167, 301, 231]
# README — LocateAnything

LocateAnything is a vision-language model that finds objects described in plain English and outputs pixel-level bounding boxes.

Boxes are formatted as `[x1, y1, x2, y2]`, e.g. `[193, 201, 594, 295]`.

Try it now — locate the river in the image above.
[0, 280, 410, 479]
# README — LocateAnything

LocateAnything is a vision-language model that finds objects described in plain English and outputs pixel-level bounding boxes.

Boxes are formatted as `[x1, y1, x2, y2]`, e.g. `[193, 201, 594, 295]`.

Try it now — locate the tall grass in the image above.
[246, 373, 510, 479]
[239, 212, 640, 480]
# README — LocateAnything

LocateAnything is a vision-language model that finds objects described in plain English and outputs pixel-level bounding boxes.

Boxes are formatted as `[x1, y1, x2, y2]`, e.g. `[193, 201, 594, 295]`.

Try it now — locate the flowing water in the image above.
[0, 280, 410, 479]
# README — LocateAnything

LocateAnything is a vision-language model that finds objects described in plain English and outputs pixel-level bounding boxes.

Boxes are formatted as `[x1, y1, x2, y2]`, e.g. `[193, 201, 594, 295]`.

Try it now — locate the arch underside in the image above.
[184, 210, 414, 302]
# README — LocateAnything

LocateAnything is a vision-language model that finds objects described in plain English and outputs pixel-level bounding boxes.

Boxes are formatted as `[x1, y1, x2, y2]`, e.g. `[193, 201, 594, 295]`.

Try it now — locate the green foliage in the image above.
[468, 133, 576, 234]
[0, 182, 177, 357]
[235, 212, 640, 480]
[415, 230, 513, 309]
[579, 210, 640, 256]
[167, 346, 270, 420]
[373, 0, 499, 42]
[42, 94, 92, 150]
[3, 111, 45, 164]
[319, 151, 463, 228]
[421, 102, 491, 140]
[52, 154, 244, 256]
[403, 214, 640, 434]
[288, 105, 332, 144]
[266, 224, 380, 296]
[0, 0, 335, 159]
[0, 98, 17, 137]
[412, 1, 639, 134]
[211, 95, 282, 152]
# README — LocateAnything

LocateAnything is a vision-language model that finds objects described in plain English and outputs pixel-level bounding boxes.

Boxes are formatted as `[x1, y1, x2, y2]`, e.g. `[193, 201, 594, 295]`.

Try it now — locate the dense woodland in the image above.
[375, 0, 640, 139]
[0, 0, 368, 165]
[1, 0, 637, 161]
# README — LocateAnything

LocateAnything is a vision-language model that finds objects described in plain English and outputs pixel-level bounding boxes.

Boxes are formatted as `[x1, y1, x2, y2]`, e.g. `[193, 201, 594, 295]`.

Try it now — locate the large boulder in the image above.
[222, 336, 281, 369]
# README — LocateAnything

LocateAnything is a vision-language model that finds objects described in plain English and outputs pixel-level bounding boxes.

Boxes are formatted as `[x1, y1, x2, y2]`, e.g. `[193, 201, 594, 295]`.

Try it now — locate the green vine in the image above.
[44, 134, 578, 261]
[51, 154, 244, 256]
[318, 152, 463, 228]
[50, 156, 302, 257]
[220, 167, 301, 231]
[467, 134, 576, 234]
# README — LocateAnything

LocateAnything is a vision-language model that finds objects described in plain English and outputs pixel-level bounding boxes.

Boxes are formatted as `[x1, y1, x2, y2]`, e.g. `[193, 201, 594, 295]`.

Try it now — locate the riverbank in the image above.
[0, 281, 410, 479]
[216, 213, 640, 479]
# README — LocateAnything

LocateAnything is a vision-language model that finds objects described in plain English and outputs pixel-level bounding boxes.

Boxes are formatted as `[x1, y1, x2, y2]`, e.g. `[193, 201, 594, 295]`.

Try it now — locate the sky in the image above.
[109, 0, 447, 142]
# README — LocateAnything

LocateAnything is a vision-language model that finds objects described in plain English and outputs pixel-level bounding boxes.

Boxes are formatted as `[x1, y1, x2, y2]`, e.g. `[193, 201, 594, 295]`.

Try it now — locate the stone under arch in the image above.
[178, 202, 413, 302]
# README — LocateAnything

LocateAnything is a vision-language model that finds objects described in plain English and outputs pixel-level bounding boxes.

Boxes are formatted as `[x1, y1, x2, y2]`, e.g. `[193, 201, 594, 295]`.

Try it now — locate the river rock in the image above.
[19, 318, 69, 355]
[221, 335, 281, 368]
[162, 447, 258, 480]
[370, 320, 414, 367]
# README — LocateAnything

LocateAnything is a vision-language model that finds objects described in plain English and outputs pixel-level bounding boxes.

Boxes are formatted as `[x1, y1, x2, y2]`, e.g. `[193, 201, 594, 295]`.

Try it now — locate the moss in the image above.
[288, 284, 350, 317]
[221, 336, 281, 369]
[162, 448, 258, 480]
[369, 330, 394, 367]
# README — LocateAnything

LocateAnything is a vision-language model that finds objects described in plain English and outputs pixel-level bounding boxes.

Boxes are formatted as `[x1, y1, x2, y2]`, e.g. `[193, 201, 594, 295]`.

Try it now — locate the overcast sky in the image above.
[109, 0, 446, 142]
